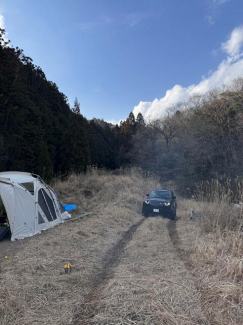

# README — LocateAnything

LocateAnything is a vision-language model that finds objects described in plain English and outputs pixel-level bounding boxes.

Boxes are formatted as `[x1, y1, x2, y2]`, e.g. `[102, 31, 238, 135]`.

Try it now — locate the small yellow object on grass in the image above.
[4, 256, 8, 259]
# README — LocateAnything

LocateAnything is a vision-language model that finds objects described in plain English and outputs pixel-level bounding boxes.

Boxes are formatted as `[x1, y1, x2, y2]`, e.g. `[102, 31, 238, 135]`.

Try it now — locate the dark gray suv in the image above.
[142, 189, 177, 219]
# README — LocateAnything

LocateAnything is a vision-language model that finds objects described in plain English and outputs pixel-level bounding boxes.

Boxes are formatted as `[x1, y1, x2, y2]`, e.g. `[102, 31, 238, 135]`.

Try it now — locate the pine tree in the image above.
[60, 113, 90, 174]
[72, 97, 81, 114]
[127, 112, 136, 127]
[136, 112, 145, 126]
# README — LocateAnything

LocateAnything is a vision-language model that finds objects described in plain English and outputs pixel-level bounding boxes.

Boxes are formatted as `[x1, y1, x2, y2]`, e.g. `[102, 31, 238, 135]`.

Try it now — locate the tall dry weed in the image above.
[181, 179, 243, 324]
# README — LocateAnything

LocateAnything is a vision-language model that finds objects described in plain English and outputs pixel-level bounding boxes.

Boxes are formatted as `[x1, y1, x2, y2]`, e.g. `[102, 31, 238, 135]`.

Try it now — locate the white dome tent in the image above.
[0, 172, 71, 241]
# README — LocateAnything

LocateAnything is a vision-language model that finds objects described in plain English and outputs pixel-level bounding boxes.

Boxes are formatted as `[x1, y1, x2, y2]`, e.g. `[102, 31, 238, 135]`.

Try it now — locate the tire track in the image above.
[167, 219, 219, 325]
[74, 218, 145, 325]
[83, 217, 211, 324]
[167, 220, 193, 269]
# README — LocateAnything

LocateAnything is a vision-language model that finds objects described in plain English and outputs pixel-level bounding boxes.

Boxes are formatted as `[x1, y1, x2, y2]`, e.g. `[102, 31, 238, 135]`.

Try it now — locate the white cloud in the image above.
[221, 25, 243, 56]
[79, 12, 153, 31]
[79, 16, 114, 31]
[205, 15, 215, 25]
[205, 0, 232, 25]
[133, 26, 243, 121]
[106, 119, 122, 125]
[0, 14, 5, 29]
[0, 13, 8, 44]
[212, 0, 231, 4]
[123, 13, 154, 28]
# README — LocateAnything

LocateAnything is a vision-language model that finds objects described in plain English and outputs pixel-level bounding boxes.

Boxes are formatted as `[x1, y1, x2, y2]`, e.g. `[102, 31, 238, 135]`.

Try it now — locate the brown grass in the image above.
[79, 217, 207, 325]
[177, 197, 243, 325]
[0, 168, 159, 325]
[1, 170, 243, 325]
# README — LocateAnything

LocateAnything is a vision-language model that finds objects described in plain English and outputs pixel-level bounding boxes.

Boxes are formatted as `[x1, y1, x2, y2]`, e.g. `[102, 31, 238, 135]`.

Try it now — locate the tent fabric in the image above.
[0, 172, 71, 241]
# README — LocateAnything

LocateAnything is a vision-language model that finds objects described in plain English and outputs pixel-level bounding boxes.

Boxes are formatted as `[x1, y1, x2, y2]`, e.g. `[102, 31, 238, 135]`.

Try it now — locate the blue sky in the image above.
[1, 0, 243, 122]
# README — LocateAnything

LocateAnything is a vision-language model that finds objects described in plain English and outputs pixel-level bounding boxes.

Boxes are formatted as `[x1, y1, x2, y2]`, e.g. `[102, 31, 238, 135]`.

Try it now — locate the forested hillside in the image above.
[0, 29, 119, 179]
[1, 28, 243, 194]
[129, 81, 243, 195]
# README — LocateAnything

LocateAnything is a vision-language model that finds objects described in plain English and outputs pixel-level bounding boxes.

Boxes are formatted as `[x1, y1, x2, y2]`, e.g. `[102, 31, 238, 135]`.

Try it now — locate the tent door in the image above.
[0, 196, 11, 241]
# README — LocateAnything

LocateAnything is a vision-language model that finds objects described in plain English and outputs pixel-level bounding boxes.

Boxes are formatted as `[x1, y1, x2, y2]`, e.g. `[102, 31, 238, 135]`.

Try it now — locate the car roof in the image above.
[150, 189, 172, 192]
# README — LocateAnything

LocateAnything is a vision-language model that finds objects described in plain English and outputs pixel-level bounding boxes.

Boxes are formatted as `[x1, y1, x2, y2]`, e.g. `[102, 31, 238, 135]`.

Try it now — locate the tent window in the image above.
[42, 190, 57, 220]
[48, 189, 63, 214]
[38, 212, 45, 224]
[20, 182, 34, 195]
[38, 190, 53, 222]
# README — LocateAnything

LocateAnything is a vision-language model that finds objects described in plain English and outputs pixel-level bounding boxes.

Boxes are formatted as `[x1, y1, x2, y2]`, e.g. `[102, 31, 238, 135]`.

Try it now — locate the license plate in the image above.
[153, 209, 159, 213]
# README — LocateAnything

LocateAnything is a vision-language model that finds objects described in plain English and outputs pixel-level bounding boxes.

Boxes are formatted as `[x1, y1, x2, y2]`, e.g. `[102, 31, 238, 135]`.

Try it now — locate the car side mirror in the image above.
[173, 196, 176, 199]
[146, 193, 149, 197]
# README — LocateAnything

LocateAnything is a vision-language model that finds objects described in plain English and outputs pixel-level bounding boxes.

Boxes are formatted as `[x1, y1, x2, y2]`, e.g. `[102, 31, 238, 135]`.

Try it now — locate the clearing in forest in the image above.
[0, 170, 242, 325]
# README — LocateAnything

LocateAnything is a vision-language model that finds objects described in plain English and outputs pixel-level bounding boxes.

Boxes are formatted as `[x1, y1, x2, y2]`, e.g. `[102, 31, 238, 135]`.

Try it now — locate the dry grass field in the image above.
[177, 199, 243, 325]
[0, 169, 242, 325]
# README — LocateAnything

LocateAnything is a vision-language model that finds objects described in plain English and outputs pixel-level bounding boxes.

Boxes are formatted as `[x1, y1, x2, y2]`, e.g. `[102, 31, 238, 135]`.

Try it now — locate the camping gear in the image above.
[64, 262, 72, 273]
[63, 204, 76, 211]
[0, 172, 71, 241]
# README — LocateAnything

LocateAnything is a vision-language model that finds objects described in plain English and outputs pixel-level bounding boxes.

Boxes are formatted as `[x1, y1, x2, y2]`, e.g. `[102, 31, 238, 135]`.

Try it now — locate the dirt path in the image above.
[74, 219, 146, 324]
[0, 210, 220, 324]
[0, 212, 214, 325]
[75, 216, 211, 325]
[91, 218, 145, 289]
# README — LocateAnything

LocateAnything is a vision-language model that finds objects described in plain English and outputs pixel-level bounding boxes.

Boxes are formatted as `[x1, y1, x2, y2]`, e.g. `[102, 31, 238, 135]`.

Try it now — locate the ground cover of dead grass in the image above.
[80, 216, 208, 325]
[1, 168, 242, 325]
[0, 169, 159, 325]
[177, 199, 243, 325]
